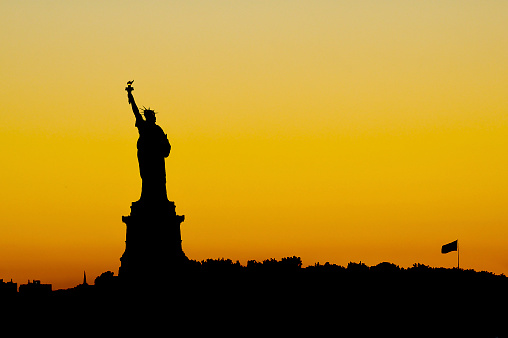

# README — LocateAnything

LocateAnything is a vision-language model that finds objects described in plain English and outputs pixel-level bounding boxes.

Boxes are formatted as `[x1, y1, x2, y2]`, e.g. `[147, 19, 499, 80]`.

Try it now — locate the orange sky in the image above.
[1, 1, 507, 289]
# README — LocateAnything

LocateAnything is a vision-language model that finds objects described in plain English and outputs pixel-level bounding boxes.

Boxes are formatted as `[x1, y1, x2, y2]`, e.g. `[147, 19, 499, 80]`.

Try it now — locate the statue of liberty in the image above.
[125, 81, 171, 203]
[120, 81, 187, 279]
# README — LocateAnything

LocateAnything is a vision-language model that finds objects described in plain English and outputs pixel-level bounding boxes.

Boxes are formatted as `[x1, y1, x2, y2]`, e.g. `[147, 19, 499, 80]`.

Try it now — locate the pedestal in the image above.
[119, 199, 187, 281]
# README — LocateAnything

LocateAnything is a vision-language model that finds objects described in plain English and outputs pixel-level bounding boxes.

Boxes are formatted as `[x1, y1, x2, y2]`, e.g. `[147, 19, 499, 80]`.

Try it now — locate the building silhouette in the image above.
[19, 280, 52, 296]
[0, 279, 17, 296]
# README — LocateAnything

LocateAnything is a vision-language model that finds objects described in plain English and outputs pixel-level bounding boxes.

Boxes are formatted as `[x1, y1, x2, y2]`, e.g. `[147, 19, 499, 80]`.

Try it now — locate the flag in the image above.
[441, 240, 458, 254]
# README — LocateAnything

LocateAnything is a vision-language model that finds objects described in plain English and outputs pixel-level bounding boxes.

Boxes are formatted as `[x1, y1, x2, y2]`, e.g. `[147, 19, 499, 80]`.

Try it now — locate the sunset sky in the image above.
[1, 1, 507, 289]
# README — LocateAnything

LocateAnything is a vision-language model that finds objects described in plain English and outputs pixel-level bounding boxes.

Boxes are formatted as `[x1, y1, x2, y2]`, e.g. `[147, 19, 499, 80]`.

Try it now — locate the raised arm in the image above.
[125, 81, 143, 121]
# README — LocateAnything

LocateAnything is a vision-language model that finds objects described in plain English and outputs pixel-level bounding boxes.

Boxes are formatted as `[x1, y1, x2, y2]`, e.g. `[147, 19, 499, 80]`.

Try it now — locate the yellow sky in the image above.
[1, 1, 507, 289]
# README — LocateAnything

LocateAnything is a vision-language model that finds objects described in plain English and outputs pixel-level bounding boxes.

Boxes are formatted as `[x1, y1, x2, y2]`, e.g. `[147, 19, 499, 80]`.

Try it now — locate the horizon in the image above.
[1, 1, 507, 290]
[7, 257, 505, 292]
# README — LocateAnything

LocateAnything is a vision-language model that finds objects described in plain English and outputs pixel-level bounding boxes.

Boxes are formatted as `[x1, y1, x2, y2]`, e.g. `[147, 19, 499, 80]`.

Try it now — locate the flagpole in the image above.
[457, 240, 459, 269]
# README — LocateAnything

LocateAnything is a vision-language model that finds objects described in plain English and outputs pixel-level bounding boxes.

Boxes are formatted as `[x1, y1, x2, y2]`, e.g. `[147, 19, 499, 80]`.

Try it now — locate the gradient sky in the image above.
[1, 1, 507, 289]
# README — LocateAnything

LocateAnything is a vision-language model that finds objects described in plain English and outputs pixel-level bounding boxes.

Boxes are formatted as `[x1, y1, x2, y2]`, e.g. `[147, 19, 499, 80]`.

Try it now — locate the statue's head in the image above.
[142, 108, 156, 123]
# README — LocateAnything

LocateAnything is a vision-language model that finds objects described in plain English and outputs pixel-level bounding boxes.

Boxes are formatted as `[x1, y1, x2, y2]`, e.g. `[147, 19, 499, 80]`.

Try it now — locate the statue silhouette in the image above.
[126, 82, 171, 203]
[120, 81, 187, 281]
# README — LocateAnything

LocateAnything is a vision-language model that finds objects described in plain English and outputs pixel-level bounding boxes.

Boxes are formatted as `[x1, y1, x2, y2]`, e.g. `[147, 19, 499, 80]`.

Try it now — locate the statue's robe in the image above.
[135, 115, 170, 202]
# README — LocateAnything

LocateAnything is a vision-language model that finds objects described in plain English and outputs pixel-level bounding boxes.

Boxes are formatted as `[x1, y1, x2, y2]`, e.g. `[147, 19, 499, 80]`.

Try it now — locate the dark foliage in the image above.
[4, 259, 508, 337]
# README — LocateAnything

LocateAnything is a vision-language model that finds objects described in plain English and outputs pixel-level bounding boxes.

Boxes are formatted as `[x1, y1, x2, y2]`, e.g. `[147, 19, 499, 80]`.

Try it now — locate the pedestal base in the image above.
[119, 199, 187, 281]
